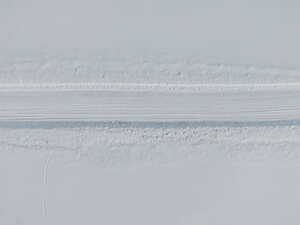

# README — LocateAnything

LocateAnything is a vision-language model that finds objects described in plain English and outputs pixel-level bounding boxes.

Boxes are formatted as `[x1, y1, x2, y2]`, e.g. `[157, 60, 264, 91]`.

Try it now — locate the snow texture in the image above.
[2, 0, 300, 224]
[1, 53, 300, 85]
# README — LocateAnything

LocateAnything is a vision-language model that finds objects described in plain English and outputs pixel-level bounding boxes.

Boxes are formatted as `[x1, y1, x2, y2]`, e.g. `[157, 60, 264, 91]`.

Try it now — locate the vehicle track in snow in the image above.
[1, 88, 300, 124]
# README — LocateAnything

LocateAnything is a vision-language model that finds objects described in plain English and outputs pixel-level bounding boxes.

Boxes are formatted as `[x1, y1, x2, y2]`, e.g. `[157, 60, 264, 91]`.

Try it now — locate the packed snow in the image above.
[2, 54, 300, 224]
[2, 0, 300, 224]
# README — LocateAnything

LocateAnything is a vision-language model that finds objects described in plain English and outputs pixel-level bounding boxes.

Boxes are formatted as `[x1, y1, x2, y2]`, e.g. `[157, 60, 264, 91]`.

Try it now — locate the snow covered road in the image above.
[1, 88, 300, 123]
[2, 86, 300, 225]
[2, 54, 300, 225]
[3, 0, 300, 222]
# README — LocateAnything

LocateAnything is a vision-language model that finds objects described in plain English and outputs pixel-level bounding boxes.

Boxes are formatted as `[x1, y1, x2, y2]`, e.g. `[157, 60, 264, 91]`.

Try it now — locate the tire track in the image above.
[1, 90, 300, 122]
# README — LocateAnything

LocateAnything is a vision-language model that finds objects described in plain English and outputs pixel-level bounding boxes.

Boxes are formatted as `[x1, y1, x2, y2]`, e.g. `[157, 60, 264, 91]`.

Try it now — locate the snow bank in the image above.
[1, 52, 300, 85]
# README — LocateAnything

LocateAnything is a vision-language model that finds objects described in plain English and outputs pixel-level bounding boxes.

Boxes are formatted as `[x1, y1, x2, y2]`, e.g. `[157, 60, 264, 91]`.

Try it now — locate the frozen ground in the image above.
[1, 53, 300, 224]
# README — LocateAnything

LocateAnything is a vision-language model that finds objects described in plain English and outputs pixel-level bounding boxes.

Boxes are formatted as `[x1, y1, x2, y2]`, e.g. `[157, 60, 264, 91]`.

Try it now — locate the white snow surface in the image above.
[1, 53, 300, 85]
[2, 0, 300, 223]
[1, 90, 300, 122]
[1, 52, 300, 225]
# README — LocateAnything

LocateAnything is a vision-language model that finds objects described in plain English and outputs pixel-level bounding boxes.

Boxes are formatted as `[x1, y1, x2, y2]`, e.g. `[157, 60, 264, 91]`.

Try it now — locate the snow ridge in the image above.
[1, 53, 300, 85]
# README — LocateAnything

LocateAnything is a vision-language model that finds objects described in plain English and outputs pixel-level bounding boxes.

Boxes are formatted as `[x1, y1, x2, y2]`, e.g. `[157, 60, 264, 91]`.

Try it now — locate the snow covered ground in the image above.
[2, 117, 300, 225]
[1, 89, 300, 122]
[1, 57, 300, 224]
[2, 52, 300, 85]
[2, 0, 300, 224]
